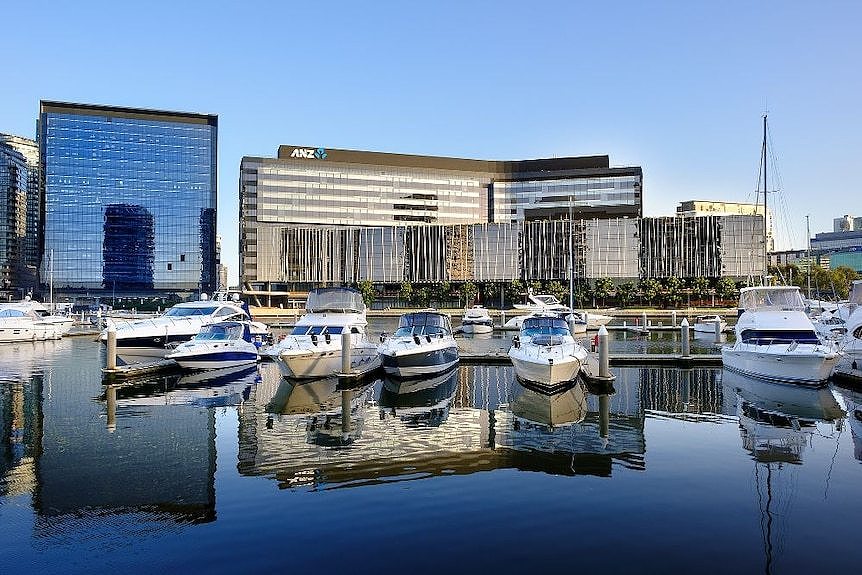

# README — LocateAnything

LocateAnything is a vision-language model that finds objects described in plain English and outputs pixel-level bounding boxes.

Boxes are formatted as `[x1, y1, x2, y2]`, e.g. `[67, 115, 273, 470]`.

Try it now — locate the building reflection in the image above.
[833, 384, 862, 462]
[239, 364, 740, 487]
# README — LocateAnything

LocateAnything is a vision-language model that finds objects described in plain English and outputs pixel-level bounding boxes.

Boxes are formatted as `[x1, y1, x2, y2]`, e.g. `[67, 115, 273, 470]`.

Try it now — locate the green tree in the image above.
[357, 280, 375, 308]
[398, 281, 413, 306]
[593, 277, 614, 307]
[528, 280, 543, 295]
[461, 281, 478, 306]
[829, 266, 859, 299]
[434, 281, 451, 307]
[716, 277, 738, 302]
[414, 287, 431, 307]
[616, 281, 636, 307]
[662, 276, 684, 307]
[690, 277, 710, 303]
[545, 280, 567, 304]
[638, 278, 661, 305]
[506, 279, 525, 305]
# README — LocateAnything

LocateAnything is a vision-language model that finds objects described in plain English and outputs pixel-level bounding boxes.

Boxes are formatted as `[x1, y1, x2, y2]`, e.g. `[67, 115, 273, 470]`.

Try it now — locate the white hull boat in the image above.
[461, 305, 494, 334]
[0, 298, 73, 343]
[721, 286, 840, 385]
[379, 311, 459, 377]
[269, 288, 380, 379]
[693, 315, 727, 334]
[165, 321, 260, 370]
[508, 315, 589, 387]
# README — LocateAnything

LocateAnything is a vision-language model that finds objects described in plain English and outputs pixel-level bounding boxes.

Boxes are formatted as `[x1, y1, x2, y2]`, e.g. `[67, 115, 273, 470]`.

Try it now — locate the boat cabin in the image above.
[194, 321, 252, 342]
[394, 312, 452, 337]
[305, 288, 365, 314]
[738, 286, 806, 313]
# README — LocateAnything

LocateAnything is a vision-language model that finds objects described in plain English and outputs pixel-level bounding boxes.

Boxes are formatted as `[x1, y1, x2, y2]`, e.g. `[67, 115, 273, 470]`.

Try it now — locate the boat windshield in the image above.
[290, 325, 344, 336]
[306, 288, 365, 313]
[738, 288, 805, 311]
[395, 312, 451, 336]
[0, 309, 27, 318]
[740, 329, 820, 345]
[164, 305, 220, 317]
[522, 317, 569, 337]
[195, 323, 246, 341]
[534, 295, 560, 305]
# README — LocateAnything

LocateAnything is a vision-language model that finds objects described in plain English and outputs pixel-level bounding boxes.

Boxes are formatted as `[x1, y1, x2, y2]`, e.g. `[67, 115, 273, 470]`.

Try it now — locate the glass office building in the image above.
[240, 147, 642, 286]
[39, 101, 217, 293]
[0, 134, 40, 295]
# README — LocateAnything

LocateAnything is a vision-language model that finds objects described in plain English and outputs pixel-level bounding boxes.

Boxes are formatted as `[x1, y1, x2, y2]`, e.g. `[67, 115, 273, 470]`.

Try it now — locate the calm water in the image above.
[1, 333, 860, 574]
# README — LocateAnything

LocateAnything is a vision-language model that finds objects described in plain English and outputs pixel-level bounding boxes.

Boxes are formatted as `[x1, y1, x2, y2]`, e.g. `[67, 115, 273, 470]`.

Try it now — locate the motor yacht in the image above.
[721, 286, 840, 385]
[0, 296, 73, 342]
[508, 314, 589, 388]
[461, 305, 494, 334]
[839, 280, 862, 359]
[378, 311, 459, 377]
[693, 315, 727, 334]
[270, 287, 379, 379]
[165, 321, 261, 370]
[99, 293, 268, 365]
[504, 292, 603, 332]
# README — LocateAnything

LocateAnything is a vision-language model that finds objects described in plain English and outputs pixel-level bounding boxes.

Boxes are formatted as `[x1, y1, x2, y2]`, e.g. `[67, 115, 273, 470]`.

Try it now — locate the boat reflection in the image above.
[509, 378, 588, 429]
[833, 383, 862, 462]
[378, 366, 459, 427]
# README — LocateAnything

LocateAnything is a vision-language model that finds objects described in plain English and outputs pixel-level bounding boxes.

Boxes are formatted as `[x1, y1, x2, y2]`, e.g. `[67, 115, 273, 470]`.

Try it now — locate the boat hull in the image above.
[171, 351, 259, 370]
[462, 322, 493, 334]
[380, 344, 459, 377]
[509, 352, 582, 387]
[721, 344, 839, 385]
[278, 345, 380, 379]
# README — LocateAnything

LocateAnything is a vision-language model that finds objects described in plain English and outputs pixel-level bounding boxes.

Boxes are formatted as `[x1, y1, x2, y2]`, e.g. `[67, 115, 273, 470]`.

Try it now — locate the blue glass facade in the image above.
[39, 102, 217, 293]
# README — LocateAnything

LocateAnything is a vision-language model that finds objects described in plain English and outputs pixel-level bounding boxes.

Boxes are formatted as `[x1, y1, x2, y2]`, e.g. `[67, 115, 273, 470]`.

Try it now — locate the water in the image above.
[1, 335, 860, 574]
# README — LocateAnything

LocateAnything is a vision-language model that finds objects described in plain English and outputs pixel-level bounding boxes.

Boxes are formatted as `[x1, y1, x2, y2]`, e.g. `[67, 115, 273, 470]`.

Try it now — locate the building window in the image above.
[167, 263, 172, 271]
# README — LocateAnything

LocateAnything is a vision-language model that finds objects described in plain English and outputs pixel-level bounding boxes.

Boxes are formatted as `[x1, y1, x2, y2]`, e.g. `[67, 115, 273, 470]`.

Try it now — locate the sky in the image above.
[2, 0, 860, 285]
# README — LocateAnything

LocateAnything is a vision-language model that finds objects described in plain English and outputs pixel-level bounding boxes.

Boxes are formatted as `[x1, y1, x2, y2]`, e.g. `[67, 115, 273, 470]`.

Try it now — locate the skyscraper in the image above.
[39, 101, 217, 294]
[0, 134, 40, 295]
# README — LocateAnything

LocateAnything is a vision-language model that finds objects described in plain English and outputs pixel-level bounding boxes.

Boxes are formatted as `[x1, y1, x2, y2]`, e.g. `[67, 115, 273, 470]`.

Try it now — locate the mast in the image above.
[568, 196, 574, 311]
[806, 214, 812, 300]
[760, 114, 769, 285]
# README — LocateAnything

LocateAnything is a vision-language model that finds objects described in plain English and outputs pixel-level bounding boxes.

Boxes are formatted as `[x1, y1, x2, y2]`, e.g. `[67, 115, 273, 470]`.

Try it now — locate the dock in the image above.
[460, 351, 722, 367]
[102, 358, 179, 380]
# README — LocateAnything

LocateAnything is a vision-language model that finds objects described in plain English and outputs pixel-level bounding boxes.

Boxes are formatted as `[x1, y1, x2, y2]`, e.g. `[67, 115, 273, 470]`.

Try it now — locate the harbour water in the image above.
[1, 330, 860, 574]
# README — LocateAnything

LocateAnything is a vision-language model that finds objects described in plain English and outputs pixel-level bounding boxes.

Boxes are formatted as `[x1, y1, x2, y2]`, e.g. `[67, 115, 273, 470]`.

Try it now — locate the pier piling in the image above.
[341, 332, 352, 374]
[681, 318, 690, 358]
[714, 318, 722, 344]
[106, 385, 117, 433]
[598, 325, 610, 378]
[106, 324, 117, 371]
[671, 310, 677, 327]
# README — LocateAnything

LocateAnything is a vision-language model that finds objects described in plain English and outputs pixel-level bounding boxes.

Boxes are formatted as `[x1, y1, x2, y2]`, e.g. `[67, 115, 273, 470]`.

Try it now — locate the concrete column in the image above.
[598, 325, 610, 379]
[341, 331, 352, 374]
[106, 323, 117, 370]
[641, 311, 647, 328]
[681, 318, 690, 358]
[341, 389, 352, 434]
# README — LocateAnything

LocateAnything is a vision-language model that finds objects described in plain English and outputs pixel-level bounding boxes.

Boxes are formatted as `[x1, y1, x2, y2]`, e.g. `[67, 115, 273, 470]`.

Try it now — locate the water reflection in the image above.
[833, 384, 862, 462]
[379, 366, 459, 427]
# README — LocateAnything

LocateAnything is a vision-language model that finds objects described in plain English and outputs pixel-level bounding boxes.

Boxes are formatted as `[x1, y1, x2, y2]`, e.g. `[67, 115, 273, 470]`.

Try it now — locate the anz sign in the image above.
[290, 147, 328, 160]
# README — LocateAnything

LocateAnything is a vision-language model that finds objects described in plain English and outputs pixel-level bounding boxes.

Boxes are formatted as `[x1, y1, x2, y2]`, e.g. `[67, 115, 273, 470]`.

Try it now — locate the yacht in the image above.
[508, 314, 589, 388]
[460, 305, 494, 334]
[721, 286, 840, 385]
[504, 292, 605, 332]
[839, 280, 862, 358]
[99, 293, 268, 365]
[270, 287, 379, 379]
[0, 297, 73, 342]
[693, 315, 727, 334]
[165, 321, 260, 370]
[378, 311, 459, 377]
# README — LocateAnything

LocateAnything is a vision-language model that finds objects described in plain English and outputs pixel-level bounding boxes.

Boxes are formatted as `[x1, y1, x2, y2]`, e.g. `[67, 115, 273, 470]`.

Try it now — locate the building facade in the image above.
[241, 146, 643, 287]
[39, 101, 218, 294]
[0, 134, 40, 295]
[677, 199, 773, 252]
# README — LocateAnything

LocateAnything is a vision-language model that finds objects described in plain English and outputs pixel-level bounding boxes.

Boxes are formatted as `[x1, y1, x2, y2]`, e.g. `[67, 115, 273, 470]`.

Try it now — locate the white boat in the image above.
[165, 321, 260, 370]
[0, 297, 73, 343]
[505, 292, 606, 332]
[693, 315, 727, 334]
[721, 286, 840, 385]
[508, 314, 589, 388]
[270, 287, 379, 379]
[839, 279, 862, 360]
[99, 293, 269, 365]
[461, 305, 494, 334]
[378, 311, 459, 377]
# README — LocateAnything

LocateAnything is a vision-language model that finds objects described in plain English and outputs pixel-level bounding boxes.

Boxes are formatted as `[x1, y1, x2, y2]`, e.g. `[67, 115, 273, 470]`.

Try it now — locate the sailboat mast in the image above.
[806, 214, 812, 300]
[761, 114, 769, 285]
[568, 197, 574, 311]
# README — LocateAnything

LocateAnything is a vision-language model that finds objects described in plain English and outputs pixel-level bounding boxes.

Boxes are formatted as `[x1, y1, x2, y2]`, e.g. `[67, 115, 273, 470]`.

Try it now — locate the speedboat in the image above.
[0, 296, 73, 342]
[99, 293, 268, 365]
[508, 314, 589, 388]
[378, 311, 459, 377]
[461, 305, 494, 334]
[270, 287, 379, 379]
[693, 315, 727, 334]
[721, 286, 840, 385]
[165, 321, 260, 370]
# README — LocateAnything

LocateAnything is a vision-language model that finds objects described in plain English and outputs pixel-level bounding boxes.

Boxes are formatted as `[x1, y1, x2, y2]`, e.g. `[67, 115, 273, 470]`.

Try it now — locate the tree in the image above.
[616, 281, 636, 307]
[434, 281, 451, 307]
[357, 279, 375, 308]
[690, 277, 710, 303]
[461, 281, 478, 306]
[545, 280, 567, 304]
[398, 281, 413, 306]
[716, 277, 738, 302]
[505, 279, 524, 305]
[414, 287, 431, 307]
[638, 278, 660, 305]
[662, 276, 684, 307]
[593, 277, 614, 307]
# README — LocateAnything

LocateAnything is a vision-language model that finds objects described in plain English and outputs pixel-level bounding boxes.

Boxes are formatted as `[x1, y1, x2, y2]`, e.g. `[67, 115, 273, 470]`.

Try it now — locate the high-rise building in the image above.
[38, 101, 218, 294]
[240, 146, 642, 287]
[0, 134, 40, 295]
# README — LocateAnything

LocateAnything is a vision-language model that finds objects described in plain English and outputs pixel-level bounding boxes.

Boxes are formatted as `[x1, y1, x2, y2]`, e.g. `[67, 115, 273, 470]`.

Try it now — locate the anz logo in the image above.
[290, 147, 328, 160]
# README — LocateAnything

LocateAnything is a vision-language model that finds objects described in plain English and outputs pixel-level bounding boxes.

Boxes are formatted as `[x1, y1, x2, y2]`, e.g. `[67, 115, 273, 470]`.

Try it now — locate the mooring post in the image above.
[106, 384, 117, 432]
[641, 311, 648, 328]
[500, 310, 506, 329]
[341, 389, 352, 434]
[341, 331, 352, 374]
[598, 325, 610, 379]
[599, 393, 609, 440]
[106, 323, 117, 371]
[681, 318, 690, 358]
[567, 314, 578, 338]
[714, 317, 722, 344]
[671, 310, 677, 327]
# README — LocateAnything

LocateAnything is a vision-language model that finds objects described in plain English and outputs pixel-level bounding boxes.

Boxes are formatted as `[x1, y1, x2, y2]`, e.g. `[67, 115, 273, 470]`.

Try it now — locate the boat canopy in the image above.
[195, 321, 251, 342]
[738, 287, 805, 311]
[395, 312, 451, 336]
[306, 288, 365, 313]
[522, 316, 570, 337]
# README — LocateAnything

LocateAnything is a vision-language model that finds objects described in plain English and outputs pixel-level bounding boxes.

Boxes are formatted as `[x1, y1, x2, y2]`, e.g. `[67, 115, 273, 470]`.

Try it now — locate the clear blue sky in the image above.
[3, 0, 860, 284]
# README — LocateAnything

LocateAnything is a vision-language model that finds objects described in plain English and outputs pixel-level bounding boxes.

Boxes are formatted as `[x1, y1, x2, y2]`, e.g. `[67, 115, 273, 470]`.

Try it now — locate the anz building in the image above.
[240, 146, 644, 288]
[39, 101, 218, 294]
